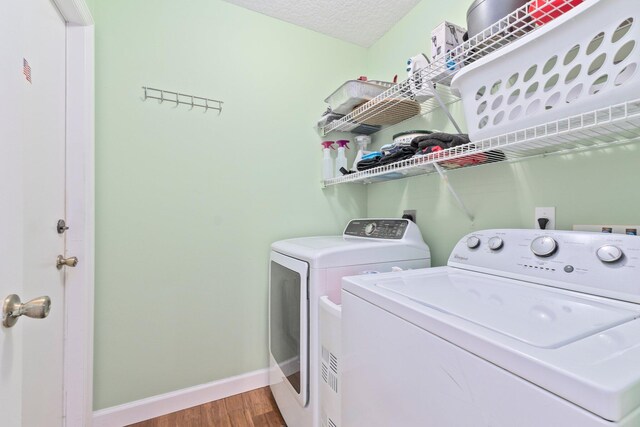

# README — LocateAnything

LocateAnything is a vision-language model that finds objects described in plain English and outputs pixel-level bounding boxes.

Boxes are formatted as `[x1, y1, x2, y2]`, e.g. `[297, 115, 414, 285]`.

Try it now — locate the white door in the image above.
[1, 0, 69, 426]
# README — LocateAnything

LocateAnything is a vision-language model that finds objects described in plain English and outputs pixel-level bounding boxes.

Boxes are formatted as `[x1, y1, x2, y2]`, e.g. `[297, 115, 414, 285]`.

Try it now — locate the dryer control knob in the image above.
[597, 245, 624, 263]
[467, 236, 481, 249]
[531, 236, 558, 257]
[488, 237, 504, 251]
[364, 222, 377, 236]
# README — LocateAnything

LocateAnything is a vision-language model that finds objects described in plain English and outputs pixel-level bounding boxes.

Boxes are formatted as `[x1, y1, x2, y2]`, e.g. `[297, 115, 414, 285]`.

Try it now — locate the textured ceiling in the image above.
[221, 0, 422, 47]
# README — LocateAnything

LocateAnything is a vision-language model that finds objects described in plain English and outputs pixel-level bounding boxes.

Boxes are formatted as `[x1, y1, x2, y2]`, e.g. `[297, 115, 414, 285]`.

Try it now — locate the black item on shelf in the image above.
[339, 167, 355, 176]
[356, 132, 506, 172]
[379, 147, 417, 165]
[411, 133, 471, 151]
[356, 157, 382, 171]
[357, 147, 416, 171]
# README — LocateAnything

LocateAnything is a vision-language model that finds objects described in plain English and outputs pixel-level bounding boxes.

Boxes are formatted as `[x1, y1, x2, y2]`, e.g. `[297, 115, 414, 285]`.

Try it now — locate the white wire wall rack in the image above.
[318, 0, 587, 136]
[323, 99, 640, 187]
[142, 86, 223, 113]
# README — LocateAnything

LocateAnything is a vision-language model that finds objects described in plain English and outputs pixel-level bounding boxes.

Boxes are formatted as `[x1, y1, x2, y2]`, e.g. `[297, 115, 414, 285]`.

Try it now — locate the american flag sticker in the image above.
[23, 58, 32, 83]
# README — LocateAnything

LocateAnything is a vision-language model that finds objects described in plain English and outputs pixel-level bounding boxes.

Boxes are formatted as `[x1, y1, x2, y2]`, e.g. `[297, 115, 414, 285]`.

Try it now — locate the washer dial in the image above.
[467, 236, 481, 249]
[531, 236, 558, 257]
[597, 245, 624, 263]
[488, 237, 504, 251]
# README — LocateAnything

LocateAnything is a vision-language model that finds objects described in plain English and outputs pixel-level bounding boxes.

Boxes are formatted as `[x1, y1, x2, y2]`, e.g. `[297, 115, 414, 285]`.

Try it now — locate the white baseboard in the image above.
[92, 368, 269, 427]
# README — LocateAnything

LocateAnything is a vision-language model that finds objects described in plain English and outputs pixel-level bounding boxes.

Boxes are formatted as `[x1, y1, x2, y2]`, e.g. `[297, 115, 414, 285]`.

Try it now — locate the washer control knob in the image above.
[488, 237, 504, 251]
[364, 222, 377, 236]
[467, 236, 481, 249]
[597, 245, 624, 263]
[531, 236, 558, 257]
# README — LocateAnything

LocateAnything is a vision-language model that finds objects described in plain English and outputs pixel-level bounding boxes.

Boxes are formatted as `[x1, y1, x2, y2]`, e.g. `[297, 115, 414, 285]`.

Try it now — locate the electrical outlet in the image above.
[403, 210, 417, 223]
[535, 207, 556, 230]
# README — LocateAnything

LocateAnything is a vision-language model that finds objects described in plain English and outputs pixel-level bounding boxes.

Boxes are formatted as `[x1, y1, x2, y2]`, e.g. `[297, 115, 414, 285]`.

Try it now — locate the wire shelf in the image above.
[323, 99, 640, 187]
[319, 0, 587, 136]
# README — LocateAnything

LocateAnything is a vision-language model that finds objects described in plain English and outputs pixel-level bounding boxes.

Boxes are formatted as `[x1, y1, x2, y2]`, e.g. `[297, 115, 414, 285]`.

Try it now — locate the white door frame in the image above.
[53, 0, 95, 425]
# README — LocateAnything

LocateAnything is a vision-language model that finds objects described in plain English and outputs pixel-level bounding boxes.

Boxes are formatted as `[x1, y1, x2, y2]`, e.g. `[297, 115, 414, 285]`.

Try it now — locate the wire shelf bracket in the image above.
[427, 80, 463, 134]
[434, 163, 474, 222]
[142, 86, 223, 114]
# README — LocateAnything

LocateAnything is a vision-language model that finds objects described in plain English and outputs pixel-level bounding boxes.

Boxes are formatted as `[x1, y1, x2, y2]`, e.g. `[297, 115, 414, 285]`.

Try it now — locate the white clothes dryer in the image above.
[269, 219, 431, 427]
[342, 229, 640, 427]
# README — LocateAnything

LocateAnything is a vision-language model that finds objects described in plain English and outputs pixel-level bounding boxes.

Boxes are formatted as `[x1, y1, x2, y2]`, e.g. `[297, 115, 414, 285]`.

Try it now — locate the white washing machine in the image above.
[269, 219, 431, 427]
[342, 229, 640, 427]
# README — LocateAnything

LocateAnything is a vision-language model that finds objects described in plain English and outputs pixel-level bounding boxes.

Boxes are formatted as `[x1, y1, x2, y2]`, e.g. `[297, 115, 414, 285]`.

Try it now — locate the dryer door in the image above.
[269, 251, 309, 406]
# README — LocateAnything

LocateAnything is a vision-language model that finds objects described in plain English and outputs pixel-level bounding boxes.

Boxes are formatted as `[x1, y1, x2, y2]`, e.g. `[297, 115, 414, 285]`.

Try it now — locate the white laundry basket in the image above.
[452, 0, 640, 141]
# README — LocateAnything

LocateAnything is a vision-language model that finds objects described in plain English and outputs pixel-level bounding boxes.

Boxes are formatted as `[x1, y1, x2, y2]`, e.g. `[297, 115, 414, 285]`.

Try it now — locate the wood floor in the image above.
[127, 387, 286, 427]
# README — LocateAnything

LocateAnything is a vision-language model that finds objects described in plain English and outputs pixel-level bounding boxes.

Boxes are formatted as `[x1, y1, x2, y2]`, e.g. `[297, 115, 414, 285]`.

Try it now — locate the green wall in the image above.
[361, 1, 640, 267]
[92, 0, 640, 411]
[91, 0, 367, 409]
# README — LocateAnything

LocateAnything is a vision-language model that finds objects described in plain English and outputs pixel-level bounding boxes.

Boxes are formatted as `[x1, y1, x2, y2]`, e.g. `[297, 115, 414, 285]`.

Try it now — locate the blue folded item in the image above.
[361, 152, 382, 160]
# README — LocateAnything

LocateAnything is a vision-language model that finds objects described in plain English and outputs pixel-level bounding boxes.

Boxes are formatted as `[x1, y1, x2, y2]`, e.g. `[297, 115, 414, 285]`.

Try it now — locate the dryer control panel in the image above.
[344, 219, 409, 240]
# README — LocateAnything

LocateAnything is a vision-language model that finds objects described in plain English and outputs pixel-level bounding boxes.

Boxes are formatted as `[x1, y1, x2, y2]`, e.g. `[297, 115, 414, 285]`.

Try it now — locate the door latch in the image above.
[57, 219, 69, 234]
[56, 255, 78, 270]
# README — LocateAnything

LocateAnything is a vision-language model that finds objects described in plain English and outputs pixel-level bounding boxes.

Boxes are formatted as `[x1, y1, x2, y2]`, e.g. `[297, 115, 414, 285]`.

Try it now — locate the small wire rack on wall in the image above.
[142, 86, 223, 114]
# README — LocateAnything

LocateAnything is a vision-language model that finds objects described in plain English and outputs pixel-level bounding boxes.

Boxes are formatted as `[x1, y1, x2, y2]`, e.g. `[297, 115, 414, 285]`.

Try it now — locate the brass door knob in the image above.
[56, 255, 78, 270]
[2, 295, 51, 328]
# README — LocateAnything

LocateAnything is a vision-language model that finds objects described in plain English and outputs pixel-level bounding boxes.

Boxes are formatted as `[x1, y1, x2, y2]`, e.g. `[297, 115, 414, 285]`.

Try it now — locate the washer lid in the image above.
[342, 267, 640, 422]
[376, 271, 638, 348]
